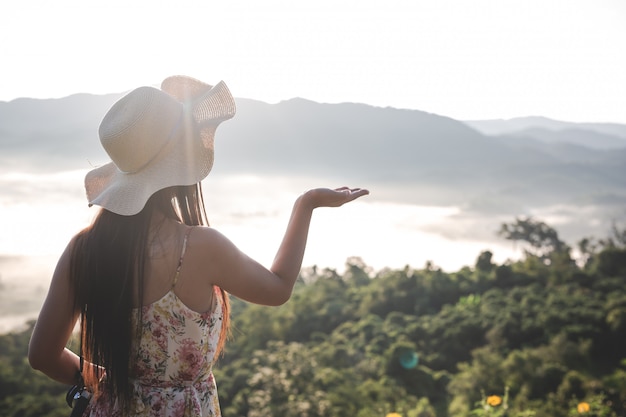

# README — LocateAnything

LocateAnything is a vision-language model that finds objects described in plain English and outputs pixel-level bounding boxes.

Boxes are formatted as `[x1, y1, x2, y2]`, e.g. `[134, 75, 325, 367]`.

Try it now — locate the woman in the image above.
[28, 75, 368, 416]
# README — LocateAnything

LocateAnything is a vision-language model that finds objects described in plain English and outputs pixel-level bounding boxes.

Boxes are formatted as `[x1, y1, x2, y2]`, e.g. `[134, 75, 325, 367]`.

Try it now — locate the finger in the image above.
[334, 186, 351, 192]
[347, 188, 369, 196]
[344, 188, 369, 202]
[335, 186, 367, 193]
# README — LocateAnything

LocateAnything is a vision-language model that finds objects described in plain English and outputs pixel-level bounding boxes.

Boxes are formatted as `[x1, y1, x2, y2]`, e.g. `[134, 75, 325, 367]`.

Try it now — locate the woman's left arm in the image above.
[28, 239, 82, 386]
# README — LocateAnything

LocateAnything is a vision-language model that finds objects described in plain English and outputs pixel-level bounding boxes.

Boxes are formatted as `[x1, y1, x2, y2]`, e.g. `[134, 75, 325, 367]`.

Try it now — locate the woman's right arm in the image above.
[28, 240, 82, 385]
[197, 187, 368, 306]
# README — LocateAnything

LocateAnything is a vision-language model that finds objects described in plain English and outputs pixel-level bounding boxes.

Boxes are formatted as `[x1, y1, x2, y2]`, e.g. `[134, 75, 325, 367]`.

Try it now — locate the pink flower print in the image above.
[175, 338, 202, 381]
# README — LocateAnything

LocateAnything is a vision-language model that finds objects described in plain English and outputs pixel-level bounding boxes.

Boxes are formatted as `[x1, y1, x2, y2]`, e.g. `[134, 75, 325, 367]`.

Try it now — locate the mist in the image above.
[1, 94, 626, 333]
[0, 171, 622, 334]
[0, 170, 536, 333]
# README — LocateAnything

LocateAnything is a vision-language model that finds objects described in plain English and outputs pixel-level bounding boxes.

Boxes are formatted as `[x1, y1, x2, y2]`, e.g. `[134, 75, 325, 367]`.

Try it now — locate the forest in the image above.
[1, 217, 625, 417]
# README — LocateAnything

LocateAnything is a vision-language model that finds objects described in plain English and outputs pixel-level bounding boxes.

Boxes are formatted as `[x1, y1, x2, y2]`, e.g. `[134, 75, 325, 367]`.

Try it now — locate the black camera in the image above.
[66, 384, 92, 417]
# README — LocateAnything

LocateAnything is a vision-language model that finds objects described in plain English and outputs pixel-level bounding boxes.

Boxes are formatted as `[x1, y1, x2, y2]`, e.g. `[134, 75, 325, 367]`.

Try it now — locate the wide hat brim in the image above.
[85, 77, 236, 216]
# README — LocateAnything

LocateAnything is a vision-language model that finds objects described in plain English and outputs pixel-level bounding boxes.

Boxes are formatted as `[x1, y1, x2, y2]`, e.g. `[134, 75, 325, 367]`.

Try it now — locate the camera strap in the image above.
[76, 316, 85, 386]
[66, 321, 88, 410]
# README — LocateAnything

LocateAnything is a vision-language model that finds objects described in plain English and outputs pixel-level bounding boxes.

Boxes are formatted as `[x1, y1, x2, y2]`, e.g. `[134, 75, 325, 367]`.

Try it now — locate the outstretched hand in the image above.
[260, 186, 370, 304]
[303, 187, 370, 209]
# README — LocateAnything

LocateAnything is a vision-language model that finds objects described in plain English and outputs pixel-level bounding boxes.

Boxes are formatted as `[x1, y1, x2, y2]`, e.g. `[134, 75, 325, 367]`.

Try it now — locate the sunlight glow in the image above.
[1, 1, 625, 123]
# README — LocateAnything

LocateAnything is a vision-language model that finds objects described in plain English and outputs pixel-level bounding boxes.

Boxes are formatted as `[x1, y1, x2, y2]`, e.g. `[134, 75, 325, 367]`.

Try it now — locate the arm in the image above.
[199, 187, 369, 305]
[28, 240, 82, 385]
[271, 187, 368, 282]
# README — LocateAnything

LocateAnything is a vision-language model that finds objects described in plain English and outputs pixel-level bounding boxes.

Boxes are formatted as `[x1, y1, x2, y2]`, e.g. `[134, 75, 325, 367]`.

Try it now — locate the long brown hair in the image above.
[70, 183, 230, 412]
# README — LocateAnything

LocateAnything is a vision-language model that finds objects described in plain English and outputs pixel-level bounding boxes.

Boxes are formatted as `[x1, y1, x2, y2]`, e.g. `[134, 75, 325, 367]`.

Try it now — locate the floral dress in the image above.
[86, 231, 224, 417]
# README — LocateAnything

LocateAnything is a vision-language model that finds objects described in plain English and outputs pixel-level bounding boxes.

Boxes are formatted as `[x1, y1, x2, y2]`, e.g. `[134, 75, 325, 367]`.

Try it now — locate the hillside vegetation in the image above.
[1, 217, 625, 416]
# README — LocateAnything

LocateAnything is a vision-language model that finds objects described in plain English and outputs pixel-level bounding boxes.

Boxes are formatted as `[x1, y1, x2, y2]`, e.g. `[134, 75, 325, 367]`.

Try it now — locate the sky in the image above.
[3, 0, 625, 331]
[1, 0, 625, 124]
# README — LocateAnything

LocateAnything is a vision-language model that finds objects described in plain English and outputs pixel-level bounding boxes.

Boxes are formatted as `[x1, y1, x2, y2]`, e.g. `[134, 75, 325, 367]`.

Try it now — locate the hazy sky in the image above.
[1, 0, 625, 123]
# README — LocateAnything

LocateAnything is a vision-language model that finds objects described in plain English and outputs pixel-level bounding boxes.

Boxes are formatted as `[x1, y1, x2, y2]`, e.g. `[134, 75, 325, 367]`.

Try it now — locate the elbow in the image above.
[28, 349, 45, 371]
[271, 297, 289, 307]
[28, 341, 50, 372]
[268, 288, 293, 306]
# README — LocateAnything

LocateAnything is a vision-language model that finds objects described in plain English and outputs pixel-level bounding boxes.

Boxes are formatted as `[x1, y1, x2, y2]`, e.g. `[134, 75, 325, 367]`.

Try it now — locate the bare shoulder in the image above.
[188, 225, 233, 251]
[184, 226, 242, 274]
[54, 234, 81, 275]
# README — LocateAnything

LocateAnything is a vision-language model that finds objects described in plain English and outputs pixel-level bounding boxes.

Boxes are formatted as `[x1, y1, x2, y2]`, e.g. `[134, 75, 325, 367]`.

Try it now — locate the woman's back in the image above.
[86, 222, 224, 416]
[139, 220, 217, 313]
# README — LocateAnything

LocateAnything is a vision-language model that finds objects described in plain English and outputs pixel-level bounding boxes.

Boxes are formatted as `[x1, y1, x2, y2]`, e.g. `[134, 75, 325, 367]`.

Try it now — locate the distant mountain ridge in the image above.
[1, 94, 626, 214]
[464, 116, 626, 149]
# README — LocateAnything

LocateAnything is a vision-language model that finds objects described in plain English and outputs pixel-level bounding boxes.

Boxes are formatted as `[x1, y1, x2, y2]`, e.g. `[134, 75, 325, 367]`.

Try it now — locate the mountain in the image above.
[502, 127, 626, 151]
[0, 93, 120, 172]
[463, 116, 626, 149]
[1, 94, 626, 213]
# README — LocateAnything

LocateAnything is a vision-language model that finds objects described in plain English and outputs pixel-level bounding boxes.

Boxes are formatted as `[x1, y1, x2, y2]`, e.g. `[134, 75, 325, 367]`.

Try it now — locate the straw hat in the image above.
[85, 76, 236, 215]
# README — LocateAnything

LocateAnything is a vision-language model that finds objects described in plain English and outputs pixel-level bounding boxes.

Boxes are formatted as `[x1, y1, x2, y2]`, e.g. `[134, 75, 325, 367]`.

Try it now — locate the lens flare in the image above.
[398, 349, 419, 369]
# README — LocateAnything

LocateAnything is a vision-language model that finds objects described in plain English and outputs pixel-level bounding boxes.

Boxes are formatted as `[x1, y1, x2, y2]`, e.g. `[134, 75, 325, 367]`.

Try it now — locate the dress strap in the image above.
[172, 227, 193, 289]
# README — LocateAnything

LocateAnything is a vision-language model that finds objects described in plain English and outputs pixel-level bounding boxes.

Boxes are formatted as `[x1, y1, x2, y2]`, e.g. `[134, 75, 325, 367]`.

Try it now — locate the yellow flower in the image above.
[487, 395, 502, 407]
[577, 402, 590, 413]
[386, 413, 402, 417]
